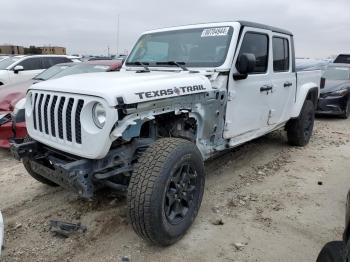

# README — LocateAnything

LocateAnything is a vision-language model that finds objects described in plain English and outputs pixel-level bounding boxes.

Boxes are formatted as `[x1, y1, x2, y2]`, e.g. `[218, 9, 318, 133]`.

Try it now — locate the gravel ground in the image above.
[0, 117, 349, 262]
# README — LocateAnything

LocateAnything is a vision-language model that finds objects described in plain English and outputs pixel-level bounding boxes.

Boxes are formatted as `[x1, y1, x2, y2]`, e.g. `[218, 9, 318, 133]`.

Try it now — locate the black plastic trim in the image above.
[238, 21, 293, 36]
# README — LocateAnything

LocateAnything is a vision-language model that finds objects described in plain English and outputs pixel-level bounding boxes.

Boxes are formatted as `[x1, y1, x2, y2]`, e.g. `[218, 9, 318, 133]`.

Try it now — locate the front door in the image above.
[224, 28, 272, 143]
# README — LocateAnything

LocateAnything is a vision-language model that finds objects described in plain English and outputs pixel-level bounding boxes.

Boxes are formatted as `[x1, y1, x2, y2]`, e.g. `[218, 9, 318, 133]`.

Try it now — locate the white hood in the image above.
[29, 70, 213, 106]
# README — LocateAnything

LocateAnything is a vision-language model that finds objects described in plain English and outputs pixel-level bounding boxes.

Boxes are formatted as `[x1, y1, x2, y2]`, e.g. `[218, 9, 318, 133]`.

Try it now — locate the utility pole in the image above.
[116, 14, 120, 56]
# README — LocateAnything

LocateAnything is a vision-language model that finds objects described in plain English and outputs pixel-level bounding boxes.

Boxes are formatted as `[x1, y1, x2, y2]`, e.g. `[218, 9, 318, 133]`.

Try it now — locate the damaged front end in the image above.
[10, 138, 153, 199]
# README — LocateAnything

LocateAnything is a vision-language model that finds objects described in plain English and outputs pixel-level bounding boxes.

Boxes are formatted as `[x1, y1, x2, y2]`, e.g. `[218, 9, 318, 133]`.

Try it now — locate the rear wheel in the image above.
[127, 138, 205, 246]
[286, 100, 315, 146]
[22, 137, 58, 187]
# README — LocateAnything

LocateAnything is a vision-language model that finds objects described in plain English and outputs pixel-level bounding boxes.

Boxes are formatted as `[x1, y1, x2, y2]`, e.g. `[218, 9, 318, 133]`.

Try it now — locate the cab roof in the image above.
[144, 20, 293, 36]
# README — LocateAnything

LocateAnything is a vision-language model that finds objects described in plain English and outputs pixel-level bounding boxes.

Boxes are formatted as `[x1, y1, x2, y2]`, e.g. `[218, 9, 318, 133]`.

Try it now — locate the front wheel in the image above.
[127, 138, 205, 246]
[286, 100, 315, 147]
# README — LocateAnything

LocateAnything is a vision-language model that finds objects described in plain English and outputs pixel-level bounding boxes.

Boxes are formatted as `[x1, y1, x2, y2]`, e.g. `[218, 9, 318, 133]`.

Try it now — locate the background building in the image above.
[0, 45, 66, 55]
[0, 45, 25, 55]
[41, 46, 66, 55]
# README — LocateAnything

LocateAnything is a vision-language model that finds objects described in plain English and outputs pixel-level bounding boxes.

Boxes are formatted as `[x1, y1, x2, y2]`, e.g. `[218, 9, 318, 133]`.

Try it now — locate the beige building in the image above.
[0, 45, 25, 55]
[41, 46, 66, 55]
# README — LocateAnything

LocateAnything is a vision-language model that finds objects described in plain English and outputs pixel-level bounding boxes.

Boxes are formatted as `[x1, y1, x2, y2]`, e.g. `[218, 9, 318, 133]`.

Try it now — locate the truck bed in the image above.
[296, 70, 322, 90]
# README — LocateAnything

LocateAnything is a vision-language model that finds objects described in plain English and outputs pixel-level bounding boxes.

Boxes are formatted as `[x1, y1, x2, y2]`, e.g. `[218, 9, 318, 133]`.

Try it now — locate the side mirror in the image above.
[13, 65, 24, 74]
[233, 53, 256, 80]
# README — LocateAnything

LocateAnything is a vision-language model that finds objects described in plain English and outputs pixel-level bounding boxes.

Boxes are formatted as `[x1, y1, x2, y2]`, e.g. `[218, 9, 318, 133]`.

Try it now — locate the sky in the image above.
[0, 0, 349, 58]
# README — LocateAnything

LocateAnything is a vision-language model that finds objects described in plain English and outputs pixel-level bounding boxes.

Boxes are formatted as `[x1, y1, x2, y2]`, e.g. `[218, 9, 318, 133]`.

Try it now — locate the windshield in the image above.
[0, 57, 21, 70]
[49, 63, 111, 79]
[126, 26, 234, 68]
[33, 64, 73, 81]
[324, 67, 350, 81]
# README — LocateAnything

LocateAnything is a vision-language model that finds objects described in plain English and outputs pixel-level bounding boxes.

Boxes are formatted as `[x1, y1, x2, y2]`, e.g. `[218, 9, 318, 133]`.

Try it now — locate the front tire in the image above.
[127, 138, 205, 246]
[286, 100, 315, 147]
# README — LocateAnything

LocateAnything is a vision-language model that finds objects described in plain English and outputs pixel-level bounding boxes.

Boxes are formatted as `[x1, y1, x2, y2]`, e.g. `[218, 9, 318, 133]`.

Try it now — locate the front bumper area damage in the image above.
[11, 138, 152, 198]
[316, 95, 348, 115]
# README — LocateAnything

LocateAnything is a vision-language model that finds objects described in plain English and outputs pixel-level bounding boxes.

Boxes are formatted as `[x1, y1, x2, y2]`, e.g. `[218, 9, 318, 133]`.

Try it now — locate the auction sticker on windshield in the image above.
[201, 27, 230, 37]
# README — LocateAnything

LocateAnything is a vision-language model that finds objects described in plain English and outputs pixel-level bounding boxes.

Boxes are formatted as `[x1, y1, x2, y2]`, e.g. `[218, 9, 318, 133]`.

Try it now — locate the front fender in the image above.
[290, 83, 319, 118]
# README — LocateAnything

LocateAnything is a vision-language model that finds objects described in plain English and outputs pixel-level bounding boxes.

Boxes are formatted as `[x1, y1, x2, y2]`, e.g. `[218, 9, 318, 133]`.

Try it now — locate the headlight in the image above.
[92, 102, 106, 129]
[328, 89, 348, 97]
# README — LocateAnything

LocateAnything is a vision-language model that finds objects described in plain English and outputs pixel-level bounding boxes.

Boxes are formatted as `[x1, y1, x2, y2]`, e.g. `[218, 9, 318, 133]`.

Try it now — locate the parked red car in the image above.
[0, 60, 122, 148]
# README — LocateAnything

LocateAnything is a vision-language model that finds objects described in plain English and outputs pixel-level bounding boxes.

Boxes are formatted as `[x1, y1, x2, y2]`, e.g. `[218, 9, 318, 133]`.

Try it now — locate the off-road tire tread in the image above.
[287, 100, 314, 147]
[127, 138, 201, 245]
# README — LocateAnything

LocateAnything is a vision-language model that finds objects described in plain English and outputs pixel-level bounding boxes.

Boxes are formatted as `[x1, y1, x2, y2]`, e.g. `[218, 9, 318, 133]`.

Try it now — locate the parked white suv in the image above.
[0, 55, 73, 85]
[12, 21, 321, 246]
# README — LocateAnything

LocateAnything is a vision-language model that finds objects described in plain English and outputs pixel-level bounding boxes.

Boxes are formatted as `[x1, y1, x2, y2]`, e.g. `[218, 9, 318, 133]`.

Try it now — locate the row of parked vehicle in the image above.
[0, 21, 350, 257]
[0, 55, 123, 147]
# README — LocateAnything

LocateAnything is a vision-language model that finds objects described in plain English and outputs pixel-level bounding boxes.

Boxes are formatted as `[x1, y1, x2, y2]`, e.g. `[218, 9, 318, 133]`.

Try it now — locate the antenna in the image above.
[116, 14, 120, 56]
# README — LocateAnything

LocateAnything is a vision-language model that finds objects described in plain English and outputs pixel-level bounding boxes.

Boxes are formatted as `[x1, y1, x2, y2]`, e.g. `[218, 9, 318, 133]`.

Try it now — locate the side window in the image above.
[237, 32, 269, 73]
[42, 57, 71, 69]
[18, 57, 43, 70]
[273, 37, 290, 72]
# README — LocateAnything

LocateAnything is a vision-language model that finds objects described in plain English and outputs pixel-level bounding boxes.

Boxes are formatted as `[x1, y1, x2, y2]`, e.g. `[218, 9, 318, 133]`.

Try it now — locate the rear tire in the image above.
[127, 138, 205, 246]
[316, 241, 346, 262]
[22, 136, 58, 187]
[286, 100, 315, 147]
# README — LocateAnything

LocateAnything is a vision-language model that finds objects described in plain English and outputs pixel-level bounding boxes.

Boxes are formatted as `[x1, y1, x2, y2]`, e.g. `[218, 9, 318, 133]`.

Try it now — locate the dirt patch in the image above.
[1, 117, 349, 261]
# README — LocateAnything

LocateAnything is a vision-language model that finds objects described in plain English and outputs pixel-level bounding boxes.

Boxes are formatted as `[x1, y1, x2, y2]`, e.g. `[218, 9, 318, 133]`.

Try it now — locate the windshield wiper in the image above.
[127, 61, 150, 72]
[32, 77, 45, 81]
[156, 61, 189, 71]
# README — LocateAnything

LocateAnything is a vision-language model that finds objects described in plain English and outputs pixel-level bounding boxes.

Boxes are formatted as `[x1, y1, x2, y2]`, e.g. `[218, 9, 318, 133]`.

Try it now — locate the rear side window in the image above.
[18, 57, 43, 70]
[273, 37, 290, 72]
[334, 55, 350, 64]
[42, 57, 72, 69]
[237, 32, 269, 73]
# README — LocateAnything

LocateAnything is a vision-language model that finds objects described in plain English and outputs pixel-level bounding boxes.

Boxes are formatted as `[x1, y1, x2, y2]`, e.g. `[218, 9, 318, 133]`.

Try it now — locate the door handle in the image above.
[284, 81, 293, 87]
[260, 85, 273, 92]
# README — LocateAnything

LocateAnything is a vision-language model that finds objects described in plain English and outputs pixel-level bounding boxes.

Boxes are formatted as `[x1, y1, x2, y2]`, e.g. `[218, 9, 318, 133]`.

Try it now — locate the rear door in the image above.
[42, 57, 72, 69]
[8, 57, 44, 84]
[267, 34, 296, 125]
[224, 28, 272, 141]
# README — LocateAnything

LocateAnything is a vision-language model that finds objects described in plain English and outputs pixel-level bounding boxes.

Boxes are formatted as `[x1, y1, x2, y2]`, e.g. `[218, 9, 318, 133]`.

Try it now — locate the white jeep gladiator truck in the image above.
[11, 21, 321, 246]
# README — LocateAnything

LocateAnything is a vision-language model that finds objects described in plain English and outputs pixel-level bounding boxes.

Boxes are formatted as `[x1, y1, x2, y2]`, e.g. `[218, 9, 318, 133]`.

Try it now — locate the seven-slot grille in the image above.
[32, 92, 84, 144]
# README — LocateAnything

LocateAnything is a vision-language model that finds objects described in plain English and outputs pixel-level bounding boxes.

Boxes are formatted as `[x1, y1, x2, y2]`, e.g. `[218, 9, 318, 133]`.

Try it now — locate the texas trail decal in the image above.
[135, 85, 206, 99]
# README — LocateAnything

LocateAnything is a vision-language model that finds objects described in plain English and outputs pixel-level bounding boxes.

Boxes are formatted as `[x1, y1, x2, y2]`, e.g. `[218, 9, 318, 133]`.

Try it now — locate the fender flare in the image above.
[290, 84, 319, 118]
